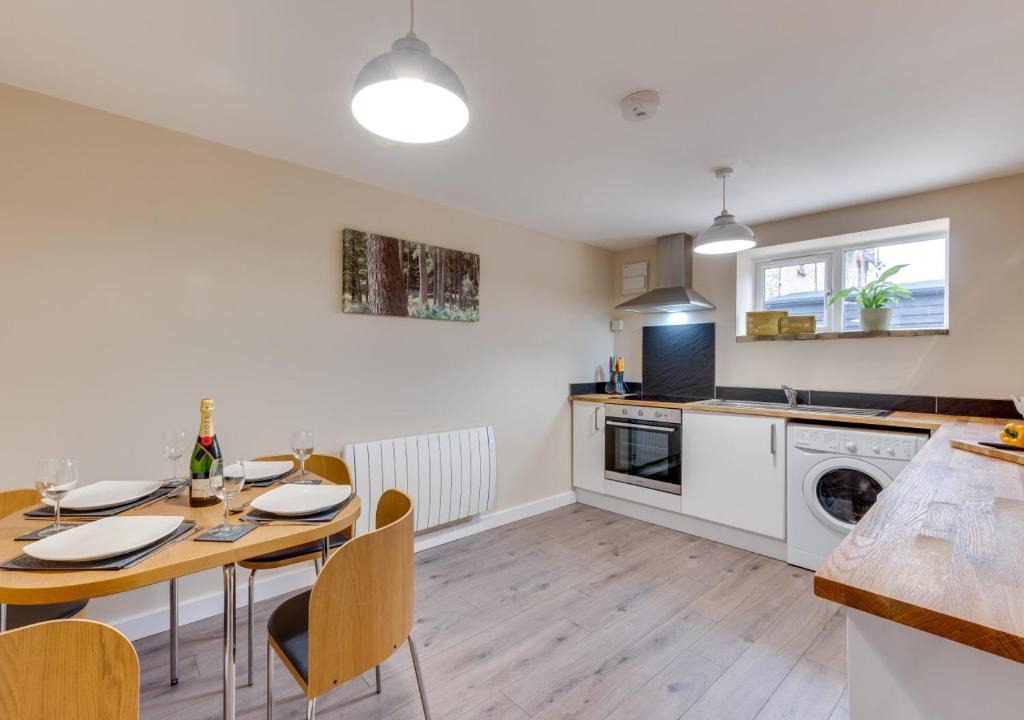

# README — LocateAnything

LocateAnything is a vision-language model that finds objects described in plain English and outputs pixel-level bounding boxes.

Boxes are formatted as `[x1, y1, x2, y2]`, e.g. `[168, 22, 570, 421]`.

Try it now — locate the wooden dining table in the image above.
[0, 477, 361, 720]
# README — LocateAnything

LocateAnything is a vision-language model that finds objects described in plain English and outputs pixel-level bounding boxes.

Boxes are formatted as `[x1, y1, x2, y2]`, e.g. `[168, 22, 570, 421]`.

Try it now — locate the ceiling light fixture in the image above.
[694, 167, 757, 254]
[351, 0, 469, 143]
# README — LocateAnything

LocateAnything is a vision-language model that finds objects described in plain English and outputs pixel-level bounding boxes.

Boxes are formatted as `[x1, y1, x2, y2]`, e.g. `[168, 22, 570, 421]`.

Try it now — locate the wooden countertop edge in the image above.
[813, 574, 1024, 663]
[568, 394, 1009, 430]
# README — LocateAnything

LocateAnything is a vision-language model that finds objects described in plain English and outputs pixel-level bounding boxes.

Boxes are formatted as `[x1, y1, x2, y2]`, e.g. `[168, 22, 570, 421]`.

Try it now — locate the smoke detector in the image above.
[620, 90, 660, 121]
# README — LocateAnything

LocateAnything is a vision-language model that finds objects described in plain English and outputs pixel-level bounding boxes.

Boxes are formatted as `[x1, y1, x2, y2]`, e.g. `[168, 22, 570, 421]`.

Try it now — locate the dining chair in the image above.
[0, 619, 140, 719]
[0, 489, 89, 633]
[238, 454, 356, 686]
[265, 488, 429, 720]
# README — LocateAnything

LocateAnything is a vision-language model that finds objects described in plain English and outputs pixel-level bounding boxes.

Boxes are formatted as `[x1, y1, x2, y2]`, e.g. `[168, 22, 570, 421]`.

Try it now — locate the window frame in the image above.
[750, 230, 948, 334]
[754, 252, 834, 331]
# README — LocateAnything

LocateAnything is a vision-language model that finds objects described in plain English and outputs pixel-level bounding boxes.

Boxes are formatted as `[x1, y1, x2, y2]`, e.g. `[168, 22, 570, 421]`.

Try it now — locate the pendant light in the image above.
[694, 167, 757, 254]
[351, 0, 469, 143]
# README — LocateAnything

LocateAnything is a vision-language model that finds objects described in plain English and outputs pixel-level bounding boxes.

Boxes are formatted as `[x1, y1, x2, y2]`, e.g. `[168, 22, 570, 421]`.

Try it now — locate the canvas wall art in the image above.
[342, 229, 480, 321]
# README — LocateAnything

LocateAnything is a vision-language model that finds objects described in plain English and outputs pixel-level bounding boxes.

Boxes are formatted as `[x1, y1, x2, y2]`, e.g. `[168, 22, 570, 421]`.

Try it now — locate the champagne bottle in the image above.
[189, 397, 222, 508]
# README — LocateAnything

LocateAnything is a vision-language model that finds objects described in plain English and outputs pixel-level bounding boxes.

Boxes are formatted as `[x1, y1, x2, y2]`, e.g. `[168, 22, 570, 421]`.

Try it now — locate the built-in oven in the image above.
[604, 404, 682, 495]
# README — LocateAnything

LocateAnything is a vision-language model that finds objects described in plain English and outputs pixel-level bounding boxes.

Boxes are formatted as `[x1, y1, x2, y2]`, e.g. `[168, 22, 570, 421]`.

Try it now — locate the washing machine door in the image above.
[802, 457, 893, 532]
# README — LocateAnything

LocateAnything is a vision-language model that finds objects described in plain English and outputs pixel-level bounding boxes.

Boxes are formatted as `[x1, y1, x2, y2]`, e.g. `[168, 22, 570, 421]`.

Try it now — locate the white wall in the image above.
[0, 83, 612, 628]
[612, 172, 1024, 399]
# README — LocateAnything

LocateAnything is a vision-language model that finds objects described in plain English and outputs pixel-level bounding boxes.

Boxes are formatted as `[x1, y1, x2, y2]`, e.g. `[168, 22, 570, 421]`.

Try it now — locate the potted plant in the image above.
[827, 264, 912, 332]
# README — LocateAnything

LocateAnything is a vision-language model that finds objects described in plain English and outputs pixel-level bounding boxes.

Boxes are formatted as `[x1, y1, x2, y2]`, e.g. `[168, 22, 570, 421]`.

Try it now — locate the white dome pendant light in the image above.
[694, 167, 757, 254]
[351, 0, 469, 143]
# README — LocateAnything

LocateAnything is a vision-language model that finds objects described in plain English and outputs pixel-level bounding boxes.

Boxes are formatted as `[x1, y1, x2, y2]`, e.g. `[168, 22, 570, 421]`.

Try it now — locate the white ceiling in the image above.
[2, 1, 1023, 249]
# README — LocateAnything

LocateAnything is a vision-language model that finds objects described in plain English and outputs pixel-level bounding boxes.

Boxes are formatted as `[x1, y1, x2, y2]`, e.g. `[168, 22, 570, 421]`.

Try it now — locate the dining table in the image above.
[0, 475, 361, 720]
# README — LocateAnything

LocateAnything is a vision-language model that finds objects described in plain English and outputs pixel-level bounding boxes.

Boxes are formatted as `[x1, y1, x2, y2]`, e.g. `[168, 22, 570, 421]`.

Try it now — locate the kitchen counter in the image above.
[571, 393, 1022, 663]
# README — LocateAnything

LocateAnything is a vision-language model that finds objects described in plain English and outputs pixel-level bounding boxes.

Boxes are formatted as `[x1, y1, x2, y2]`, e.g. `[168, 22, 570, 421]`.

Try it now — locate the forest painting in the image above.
[342, 229, 480, 322]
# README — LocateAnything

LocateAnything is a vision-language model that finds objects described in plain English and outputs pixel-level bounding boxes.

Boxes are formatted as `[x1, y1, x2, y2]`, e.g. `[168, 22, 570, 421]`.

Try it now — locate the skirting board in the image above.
[101, 490, 577, 641]
[575, 488, 787, 561]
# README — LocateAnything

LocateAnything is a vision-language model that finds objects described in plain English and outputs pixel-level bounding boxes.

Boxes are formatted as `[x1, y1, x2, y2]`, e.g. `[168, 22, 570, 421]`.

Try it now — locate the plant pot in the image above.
[859, 307, 892, 332]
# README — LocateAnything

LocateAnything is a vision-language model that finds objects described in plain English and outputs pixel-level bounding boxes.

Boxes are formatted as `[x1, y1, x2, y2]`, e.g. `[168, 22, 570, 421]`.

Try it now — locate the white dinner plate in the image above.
[250, 484, 351, 517]
[242, 460, 294, 481]
[24, 515, 184, 562]
[44, 480, 163, 511]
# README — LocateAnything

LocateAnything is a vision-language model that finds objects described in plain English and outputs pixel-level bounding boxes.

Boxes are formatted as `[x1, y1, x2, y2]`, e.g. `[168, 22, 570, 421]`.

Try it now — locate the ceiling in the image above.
[2, 1, 1023, 249]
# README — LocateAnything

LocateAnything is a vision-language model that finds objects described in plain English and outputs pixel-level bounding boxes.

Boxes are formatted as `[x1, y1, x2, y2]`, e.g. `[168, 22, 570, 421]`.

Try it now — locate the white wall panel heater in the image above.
[343, 426, 496, 536]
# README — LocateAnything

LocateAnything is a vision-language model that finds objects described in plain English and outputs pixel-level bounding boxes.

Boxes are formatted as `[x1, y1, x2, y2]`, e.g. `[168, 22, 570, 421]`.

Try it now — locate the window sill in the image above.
[736, 328, 949, 343]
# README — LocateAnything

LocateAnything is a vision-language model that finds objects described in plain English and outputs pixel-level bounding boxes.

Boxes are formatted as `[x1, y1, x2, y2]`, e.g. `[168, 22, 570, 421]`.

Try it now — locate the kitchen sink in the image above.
[700, 399, 892, 418]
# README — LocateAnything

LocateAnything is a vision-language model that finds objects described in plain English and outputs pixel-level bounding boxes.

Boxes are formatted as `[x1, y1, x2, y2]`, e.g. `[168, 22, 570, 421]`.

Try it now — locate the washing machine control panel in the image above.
[791, 426, 924, 460]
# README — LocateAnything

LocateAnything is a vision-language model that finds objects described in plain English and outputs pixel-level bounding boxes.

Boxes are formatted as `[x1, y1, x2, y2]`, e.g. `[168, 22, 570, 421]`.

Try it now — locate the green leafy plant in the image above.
[826, 264, 913, 309]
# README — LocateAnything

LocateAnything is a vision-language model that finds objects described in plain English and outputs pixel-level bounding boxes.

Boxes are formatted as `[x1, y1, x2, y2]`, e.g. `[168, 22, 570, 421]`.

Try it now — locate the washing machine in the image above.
[787, 422, 928, 570]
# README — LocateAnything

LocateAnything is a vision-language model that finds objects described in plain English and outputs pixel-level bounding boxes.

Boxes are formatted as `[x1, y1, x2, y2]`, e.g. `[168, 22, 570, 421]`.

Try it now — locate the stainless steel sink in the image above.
[700, 399, 891, 418]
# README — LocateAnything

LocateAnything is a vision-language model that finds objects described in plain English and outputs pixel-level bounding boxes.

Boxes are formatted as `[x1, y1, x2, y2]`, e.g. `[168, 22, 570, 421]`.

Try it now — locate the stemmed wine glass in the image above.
[290, 430, 315, 484]
[162, 430, 188, 486]
[34, 458, 79, 537]
[209, 459, 246, 537]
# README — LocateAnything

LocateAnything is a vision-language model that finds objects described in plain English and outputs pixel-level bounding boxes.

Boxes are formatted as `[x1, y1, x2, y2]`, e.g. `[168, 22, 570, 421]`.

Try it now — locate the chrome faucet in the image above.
[781, 384, 799, 409]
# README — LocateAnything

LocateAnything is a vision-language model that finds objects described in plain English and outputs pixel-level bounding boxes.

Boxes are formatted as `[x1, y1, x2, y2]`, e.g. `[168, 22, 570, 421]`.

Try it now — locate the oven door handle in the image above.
[605, 421, 676, 433]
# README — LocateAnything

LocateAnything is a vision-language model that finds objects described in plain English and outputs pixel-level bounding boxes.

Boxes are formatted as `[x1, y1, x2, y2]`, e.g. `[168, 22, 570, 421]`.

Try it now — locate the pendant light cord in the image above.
[721, 174, 728, 214]
[409, 0, 415, 34]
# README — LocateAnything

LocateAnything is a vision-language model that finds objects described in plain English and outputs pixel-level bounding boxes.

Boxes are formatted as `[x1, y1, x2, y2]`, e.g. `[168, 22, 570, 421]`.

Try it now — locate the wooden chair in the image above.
[265, 489, 429, 720]
[0, 489, 89, 633]
[238, 454, 355, 686]
[0, 619, 140, 719]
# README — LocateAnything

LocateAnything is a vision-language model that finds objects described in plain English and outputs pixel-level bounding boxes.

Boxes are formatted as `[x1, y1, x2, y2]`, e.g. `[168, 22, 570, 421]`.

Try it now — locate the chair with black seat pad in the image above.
[265, 488, 429, 720]
[238, 454, 355, 686]
[0, 489, 89, 633]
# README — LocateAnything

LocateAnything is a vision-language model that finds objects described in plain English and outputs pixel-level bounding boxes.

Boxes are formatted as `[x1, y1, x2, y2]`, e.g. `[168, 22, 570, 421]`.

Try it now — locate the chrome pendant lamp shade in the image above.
[351, 0, 469, 143]
[694, 167, 757, 255]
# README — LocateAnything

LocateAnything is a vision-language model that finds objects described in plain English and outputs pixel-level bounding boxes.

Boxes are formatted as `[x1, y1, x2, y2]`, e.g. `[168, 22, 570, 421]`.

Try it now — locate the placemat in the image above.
[240, 495, 353, 524]
[1, 521, 197, 572]
[246, 470, 297, 488]
[195, 523, 259, 543]
[15, 524, 79, 541]
[23, 485, 175, 519]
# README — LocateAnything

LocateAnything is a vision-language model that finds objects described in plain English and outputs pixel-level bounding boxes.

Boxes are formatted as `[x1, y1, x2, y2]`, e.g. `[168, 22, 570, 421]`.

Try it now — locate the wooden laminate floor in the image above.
[137, 503, 848, 720]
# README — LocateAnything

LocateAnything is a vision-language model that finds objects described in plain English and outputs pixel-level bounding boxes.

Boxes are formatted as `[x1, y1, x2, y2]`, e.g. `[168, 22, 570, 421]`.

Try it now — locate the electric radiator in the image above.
[343, 426, 496, 535]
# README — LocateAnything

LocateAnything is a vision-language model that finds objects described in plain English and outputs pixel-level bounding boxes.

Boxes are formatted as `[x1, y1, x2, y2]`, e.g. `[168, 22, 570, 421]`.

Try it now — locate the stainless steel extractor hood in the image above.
[615, 233, 715, 313]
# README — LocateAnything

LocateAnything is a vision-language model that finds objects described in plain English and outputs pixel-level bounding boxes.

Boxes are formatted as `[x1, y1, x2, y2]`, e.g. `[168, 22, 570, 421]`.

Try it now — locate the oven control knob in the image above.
[887, 447, 896, 456]
[844, 441, 858, 453]
[637, 409, 644, 417]
[872, 446, 880, 454]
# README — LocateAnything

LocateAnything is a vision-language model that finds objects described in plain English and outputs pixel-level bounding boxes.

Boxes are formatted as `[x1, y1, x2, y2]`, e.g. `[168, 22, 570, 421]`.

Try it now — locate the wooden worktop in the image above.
[571, 393, 1024, 663]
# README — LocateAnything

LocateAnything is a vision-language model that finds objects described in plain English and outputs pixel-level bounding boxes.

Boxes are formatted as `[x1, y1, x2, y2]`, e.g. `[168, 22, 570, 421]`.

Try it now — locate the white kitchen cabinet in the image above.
[572, 401, 606, 493]
[681, 410, 786, 539]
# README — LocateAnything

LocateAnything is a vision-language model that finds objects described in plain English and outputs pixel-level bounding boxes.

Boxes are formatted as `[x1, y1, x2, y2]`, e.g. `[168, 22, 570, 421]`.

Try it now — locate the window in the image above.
[755, 254, 832, 329]
[747, 220, 949, 334]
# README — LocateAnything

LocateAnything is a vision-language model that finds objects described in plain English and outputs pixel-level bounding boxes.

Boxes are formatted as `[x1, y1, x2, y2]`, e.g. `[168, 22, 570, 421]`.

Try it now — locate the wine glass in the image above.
[290, 430, 315, 484]
[209, 459, 246, 537]
[162, 430, 188, 485]
[34, 458, 78, 537]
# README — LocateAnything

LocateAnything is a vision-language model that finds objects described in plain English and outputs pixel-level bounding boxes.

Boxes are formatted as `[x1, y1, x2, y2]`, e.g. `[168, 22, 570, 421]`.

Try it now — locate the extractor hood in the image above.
[615, 233, 715, 313]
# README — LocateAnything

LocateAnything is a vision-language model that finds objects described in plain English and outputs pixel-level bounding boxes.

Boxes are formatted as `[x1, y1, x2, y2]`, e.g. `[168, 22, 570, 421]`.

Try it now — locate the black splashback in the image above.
[642, 323, 715, 401]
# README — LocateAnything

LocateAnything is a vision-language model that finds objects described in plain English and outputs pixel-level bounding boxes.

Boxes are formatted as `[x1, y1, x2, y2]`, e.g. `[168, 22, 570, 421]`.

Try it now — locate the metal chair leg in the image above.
[248, 569, 256, 687]
[169, 579, 179, 686]
[266, 640, 274, 720]
[408, 635, 432, 720]
[313, 557, 322, 575]
[305, 697, 316, 720]
[375, 664, 382, 694]
[1, 603, 7, 632]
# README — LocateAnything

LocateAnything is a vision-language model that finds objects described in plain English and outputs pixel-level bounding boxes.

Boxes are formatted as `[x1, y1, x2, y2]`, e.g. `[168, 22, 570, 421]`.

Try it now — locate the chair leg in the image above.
[169, 579, 179, 686]
[375, 664, 382, 694]
[266, 640, 274, 720]
[305, 697, 317, 720]
[408, 635, 432, 720]
[313, 557, 322, 575]
[248, 569, 256, 687]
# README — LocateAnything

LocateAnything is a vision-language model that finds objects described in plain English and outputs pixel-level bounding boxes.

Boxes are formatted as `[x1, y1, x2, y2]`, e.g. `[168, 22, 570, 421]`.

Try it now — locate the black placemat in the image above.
[15, 524, 79, 541]
[23, 485, 176, 519]
[195, 523, 259, 543]
[1, 521, 197, 571]
[245, 470, 297, 488]
[240, 495, 352, 524]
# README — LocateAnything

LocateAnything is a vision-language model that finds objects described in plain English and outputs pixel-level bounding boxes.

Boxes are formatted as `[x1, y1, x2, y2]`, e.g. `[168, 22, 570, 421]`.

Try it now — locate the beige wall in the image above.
[612, 172, 1024, 399]
[0, 83, 612, 627]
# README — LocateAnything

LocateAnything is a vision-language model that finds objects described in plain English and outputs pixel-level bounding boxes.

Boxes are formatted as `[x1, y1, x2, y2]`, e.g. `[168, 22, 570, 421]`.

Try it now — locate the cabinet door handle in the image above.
[594, 407, 603, 431]
[770, 424, 777, 456]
